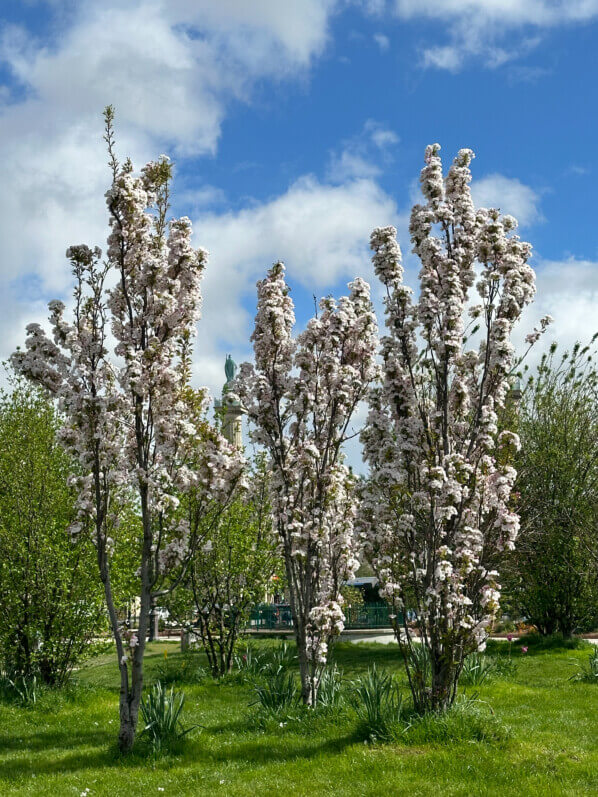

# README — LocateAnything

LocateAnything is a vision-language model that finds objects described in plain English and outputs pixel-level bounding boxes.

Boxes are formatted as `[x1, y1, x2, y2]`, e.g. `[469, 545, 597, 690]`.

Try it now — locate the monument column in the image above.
[214, 354, 246, 448]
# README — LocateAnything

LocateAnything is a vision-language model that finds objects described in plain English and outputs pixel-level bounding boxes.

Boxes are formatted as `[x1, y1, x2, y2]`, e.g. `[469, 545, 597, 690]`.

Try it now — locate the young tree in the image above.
[165, 456, 279, 677]
[507, 338, 598, 637]
[11, 109, 242, 750]
[359, 144, 550, 712]
[237, 263, 378, 704]
[0, 378, 105, 686]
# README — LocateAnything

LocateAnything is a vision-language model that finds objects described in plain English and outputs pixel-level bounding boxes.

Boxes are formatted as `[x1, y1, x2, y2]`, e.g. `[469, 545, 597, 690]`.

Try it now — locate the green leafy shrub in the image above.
[516, 633, 591, 652]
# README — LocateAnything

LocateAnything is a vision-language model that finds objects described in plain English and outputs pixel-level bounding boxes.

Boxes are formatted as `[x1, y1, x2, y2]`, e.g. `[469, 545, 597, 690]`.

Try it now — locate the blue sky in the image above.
[0, 0, 597, 418]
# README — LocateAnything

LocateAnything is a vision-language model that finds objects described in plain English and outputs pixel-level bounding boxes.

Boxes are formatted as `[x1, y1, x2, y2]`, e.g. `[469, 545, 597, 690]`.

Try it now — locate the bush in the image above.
[350, 665, 405, 742]
[140, 681, 197, 754]
[516, 633, 591, 652]
[0, 381, 106, 686]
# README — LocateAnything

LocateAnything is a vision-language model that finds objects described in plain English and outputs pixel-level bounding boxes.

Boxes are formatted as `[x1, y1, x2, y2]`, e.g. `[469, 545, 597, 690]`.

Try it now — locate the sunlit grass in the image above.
[1, 638, 597, 796]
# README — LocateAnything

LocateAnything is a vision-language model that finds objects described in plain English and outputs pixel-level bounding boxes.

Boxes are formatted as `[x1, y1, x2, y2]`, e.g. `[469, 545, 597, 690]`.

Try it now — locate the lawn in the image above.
[1, 638, 597, 796]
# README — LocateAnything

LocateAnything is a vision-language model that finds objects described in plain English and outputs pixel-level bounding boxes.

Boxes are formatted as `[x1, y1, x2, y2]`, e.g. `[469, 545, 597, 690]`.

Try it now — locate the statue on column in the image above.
[215, 354, 246, 448]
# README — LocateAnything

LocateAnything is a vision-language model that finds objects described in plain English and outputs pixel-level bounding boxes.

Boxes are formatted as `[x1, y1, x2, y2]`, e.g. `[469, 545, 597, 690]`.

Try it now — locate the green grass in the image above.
[1, 638, 598, 796]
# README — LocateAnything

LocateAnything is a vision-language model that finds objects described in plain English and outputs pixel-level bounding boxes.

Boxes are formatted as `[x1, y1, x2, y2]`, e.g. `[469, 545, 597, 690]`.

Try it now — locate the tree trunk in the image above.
[294, 622, 316, 706]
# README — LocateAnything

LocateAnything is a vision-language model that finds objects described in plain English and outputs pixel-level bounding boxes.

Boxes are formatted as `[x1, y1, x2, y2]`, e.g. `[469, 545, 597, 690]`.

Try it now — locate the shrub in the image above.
[516, 633, 591, 652]
[140, 682, 197, 754]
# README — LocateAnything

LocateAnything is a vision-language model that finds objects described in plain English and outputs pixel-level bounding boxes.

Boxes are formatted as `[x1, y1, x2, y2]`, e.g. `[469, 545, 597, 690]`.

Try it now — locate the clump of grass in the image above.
[350, 664, 405, 742]
[460, 653, 497, 686]
[140, 681, 198, 754]
[235, 640, 295, 683]
[0, 670, 39, 706]
[234, 643, 268, 680]
[403, 696, 510, 745]
[569, 647, 598, 683]
[460, 651, 517, 686]
[251, 668, 299, 717]
[317, 664, 344, 710]
[490, 654, 518, 679]
[260, 641, 296, 676]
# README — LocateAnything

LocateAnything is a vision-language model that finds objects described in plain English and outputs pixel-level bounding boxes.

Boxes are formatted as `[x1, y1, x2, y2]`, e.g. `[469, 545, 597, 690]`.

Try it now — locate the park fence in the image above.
[247, 603, 398, 631]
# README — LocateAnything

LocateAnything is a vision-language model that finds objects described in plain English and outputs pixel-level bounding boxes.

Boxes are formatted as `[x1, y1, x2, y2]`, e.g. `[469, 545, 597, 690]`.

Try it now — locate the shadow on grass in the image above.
[0, 709, 359, 782]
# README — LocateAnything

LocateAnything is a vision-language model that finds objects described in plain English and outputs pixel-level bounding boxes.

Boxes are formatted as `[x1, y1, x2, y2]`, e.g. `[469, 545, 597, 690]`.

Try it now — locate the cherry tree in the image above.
[359, 144, 550, 713]
[11, 109, 242, 750]
[237, 262, 378, 705]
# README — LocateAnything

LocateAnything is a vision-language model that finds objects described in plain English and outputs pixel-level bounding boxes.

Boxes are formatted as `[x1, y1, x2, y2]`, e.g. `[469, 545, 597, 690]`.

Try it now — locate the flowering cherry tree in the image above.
[359, 144, 550, 712]
[237, 262, 378, 704]
[11, 109, 242, 750]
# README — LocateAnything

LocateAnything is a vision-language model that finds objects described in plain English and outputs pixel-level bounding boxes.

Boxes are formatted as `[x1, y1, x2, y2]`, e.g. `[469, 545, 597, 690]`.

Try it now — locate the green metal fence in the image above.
[247, 603, 398, 631]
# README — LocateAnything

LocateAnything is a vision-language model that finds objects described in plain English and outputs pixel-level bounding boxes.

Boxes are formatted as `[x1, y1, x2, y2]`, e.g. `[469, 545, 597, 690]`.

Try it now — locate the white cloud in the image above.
[327, 120, 399, 182]
[373, 33, 390, 51]
[520, 257, 598, 354]
[0, 0, 341, 386]
[388, 0, 598, 70]
[471, 174, 543, 227]
[193, 174, 398, 399]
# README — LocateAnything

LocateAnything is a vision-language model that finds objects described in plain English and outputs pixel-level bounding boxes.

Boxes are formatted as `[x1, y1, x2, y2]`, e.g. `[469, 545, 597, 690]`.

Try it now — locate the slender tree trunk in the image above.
[294, 620, 315, 706]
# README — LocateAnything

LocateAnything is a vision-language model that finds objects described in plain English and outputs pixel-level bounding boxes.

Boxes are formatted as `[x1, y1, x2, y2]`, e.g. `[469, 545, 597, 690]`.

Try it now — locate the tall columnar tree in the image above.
[0, 378, 105, 686]
[507, 338, 598, 637]
[237, 263, 378, 704]
[11, 109, 242, 750]
[359, 144, 550, 713]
